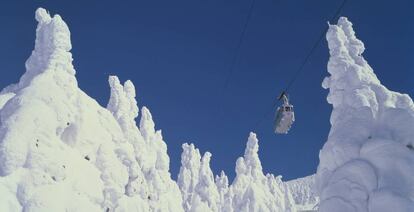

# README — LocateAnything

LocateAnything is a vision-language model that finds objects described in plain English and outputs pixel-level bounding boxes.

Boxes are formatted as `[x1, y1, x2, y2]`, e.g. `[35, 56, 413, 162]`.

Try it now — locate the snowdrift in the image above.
[317, 17, 414, 212]
[0, 8, 316, 212]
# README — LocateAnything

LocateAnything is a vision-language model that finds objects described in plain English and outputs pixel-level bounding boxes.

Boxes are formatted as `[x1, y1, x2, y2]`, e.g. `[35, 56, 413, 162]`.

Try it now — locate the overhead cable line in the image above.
[282, 0, 348, 93]
[253, 0, 349, 131]
[222, 0, 257, 90]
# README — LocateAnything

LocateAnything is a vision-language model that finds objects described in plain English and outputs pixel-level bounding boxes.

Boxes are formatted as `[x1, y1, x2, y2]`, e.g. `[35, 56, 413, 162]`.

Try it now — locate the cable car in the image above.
[274, 92, 295, 134]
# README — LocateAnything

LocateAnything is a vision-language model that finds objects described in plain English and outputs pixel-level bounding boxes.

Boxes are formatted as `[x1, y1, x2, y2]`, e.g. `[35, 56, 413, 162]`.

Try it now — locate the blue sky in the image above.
[0, 0, 413, 181]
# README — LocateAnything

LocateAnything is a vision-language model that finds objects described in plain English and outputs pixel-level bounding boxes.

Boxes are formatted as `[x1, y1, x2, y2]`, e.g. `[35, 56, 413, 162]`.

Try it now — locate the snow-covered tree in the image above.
[0, 7, 328, 212]
[285, 175, 318, 211]
[178, 143, 220, 211]
[177, 143, 201, 210]
[317, 17, 414, 212]
[193, 152, 220, 211]
[228, 132, 296, 212]
[0, 8, 183, 211]
[216, 171, 231, 212]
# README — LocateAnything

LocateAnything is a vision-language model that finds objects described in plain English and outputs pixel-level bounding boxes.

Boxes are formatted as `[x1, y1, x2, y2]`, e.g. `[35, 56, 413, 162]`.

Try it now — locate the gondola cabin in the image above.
[274, 93, 295, 134]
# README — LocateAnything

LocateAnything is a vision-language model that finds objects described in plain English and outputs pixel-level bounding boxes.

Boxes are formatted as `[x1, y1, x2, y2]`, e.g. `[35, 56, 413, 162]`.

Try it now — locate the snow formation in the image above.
[317, 17, 414, 212]
[0, 8, 317, 212]
[227, 133, 296, 212]
[0, 8, 182, 212]
[178, 134, 307, 212]
[286, 175, 318, 211]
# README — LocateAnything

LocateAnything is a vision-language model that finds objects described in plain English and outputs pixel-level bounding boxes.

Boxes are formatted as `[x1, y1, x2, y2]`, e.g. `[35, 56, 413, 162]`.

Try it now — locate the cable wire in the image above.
[254, 0, 349, 131]
[283, 0, 348, 92]
[222, 0, 257, 90]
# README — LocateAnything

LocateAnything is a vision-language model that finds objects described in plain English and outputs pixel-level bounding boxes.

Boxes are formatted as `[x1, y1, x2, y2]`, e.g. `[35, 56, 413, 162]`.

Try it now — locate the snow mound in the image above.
[317, 17, 414, 212]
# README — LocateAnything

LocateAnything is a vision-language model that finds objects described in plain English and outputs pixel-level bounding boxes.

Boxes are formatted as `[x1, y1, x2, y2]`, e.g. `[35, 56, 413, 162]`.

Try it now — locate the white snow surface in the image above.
[285, 175, 318, 211]
[0, 8, 182, 212]
[317, 17, 414, 212]
[6, 7, 411, 212]
[178, 134, 306, 212]
[0, 8, 318, 212]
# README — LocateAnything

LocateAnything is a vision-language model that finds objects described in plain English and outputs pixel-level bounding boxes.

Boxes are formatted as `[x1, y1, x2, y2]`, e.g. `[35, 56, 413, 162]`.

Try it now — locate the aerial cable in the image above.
[222, 0, 257, 90]
[282, 0, 348, 93]
[254, 0, 349, 131]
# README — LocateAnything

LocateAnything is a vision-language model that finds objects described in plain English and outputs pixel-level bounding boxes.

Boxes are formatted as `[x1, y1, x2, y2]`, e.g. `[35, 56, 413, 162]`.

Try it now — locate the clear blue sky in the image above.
[0, 0, 413, 181]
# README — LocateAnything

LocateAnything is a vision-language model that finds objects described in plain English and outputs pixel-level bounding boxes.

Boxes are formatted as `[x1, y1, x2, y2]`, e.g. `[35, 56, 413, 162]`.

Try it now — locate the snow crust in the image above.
[0, 8, 318, 212]
[317, 17, 414, 212]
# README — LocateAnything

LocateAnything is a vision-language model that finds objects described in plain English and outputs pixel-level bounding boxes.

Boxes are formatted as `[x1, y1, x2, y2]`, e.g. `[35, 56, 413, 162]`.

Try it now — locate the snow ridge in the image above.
[317, 17, 414, 212]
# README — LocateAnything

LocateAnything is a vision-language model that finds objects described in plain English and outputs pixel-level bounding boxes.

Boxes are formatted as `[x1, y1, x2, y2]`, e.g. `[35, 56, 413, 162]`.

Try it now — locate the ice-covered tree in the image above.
[0, 7, 323, 212]
[0, 8, 184, 211]
[178, 143, 220, 211]
[216, 171, 231, 212]
[177, 143, 201, 210]
[193, 152, 220, 211]
[229, 133, 296, 212]
[317, 17, 414, 212]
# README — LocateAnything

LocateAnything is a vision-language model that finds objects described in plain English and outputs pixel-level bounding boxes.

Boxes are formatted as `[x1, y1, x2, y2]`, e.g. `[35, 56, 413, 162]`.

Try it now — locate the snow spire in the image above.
[229, 133, 297, 212]
[136, 106, 171, 172]
[336, 17, 367, 67]
[35, 7, 52, 23]
[323, 17, 380, 110]
[216, 171, 231, 212]
[178, 143, 221, 212]
[317, 17, 414, 212]
[177, 143, 202, 211]
[139, 106, 156, 142]
[19, 8, 75, 90]
[193, 152, 219, 211]
[107, 76, 139, 130]
[266, 174, 296, 212]
[215, 171, 229, 193]
[234, 132, 264, 183]
[242, 132, 263, 178]
[0, 8, 79, 176]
